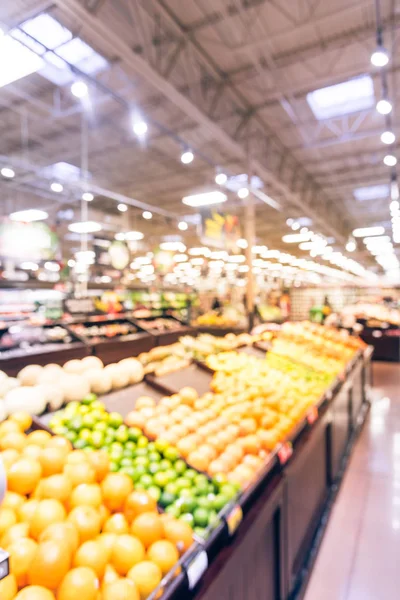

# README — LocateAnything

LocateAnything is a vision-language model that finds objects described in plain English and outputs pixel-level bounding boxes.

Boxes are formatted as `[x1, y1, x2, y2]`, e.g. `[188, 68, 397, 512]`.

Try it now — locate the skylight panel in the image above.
[10, 28, 46, 55]
[0, 36, 44, 88]
[353, 184, 389, 202]
[21, 13, 72, 50]
[307, 75, 375, 120]
[78, 52, 108, 75]
[39, 52, 73, 85]
[56, 37, 93, 64]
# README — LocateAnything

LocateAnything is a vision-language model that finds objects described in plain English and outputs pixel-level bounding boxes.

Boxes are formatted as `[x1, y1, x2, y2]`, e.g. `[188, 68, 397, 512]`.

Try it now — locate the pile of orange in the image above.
[0, 413, 193, 600]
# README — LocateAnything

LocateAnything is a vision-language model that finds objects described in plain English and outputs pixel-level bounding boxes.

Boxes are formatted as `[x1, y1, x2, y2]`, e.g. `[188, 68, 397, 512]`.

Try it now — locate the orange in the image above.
[18, 500, 39, 524]
[128, 561, 162, 599]
[147, 540, 179, 575]
[0, 573, 17, 600]
[163, 519, 193, 553]
[57, 567, 98, 600]
[10, 412, 32, 432]
[8, 459, 42, 496]
[131, 513, 163, 549]
[30, 499, 66, 540]
[67, 506, 101, 543]
[73, 540, 108, 579]
[70, 483, 102, 509]
[0, 421, 21, 436]
[124, 491, 157, 523]
[96, 533, 117, 560]
[45, 436, 72, 456]
[39, 448, 65, 477]
[1, 449, 21, 469]
[0, 432, 26, 452]
[87, 451, 109, 482]
[65, 451, 89, 466]
[8, 537, 37, 587]
[111, 534, 145, 575]
[39, 522, 79, 555]
[186, 451, 210, 472]
[23, 445, 42, 461]
[98, 504, 110, 528]
[101, 564, 120, 588]
[102, 579, 139, 600]
[64, 463, 96, 487]
[1, 523, 29, 549]
[15, 586, 55, 600]
[26, 431, 52, 448]
[103, 513, 129, 535]
[0, 508, 17, 536]
[101, 473, 133, 512]
[27, 539, 70, 589]
[40, 474, 72, 504]
[32, 481, 45, 500]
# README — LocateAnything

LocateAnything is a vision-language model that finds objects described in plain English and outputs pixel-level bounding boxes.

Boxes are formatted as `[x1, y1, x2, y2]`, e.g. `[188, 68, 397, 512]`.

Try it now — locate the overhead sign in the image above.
[0, 221, 58, 260]
[200, 209, 241, 250]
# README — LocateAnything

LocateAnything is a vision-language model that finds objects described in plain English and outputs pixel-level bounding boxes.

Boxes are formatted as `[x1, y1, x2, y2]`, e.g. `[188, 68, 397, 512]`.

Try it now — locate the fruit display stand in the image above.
[132, 316, 195, 347]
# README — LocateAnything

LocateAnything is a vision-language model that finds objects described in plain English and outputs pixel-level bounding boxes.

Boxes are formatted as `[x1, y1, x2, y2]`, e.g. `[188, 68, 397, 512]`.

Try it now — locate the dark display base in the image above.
[0, 343, 90, 377]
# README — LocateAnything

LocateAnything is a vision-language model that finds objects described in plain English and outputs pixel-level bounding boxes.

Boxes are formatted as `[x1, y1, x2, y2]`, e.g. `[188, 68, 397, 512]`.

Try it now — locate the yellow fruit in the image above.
[65, 451, 89, 466]
[131, 513, 163, 549]
[147, 540, 179, 575]
[1, 523, 30, 549]
[26, 431, 52, 447]
[64, 463, 96, 488]
[0, 432, 26, 452]
[8, 537, 37, 588]
[8, 459, 42, 496]
[111, 534, 145, 576]
[67, 506, 101, 543]
[96, 533, 117, 560]
[101, 473, 133, 512]
[101, 564, 120, 588]
[70, 483, 102, 509]
[1, 449, 21, 470]
[124, 491, 157, 523]
[0, 573, 18, 600]
[27, 539, 71, 589]
[0, 421, 21, 436]
[127, 561, 162, 600]
[102, 579, 139, 600]
[39, 448, 65, 477]
[40, 474, 72, 504]
[23, 445, 42, 461]
[57, 567, 99, 600]
[45, 437, 72, 456]
[73, 540, 108, 579]
[39, 522, 79, 555]
[18, 500, 39, 524]
[163, 519, 193, 553]
[30, 500, 66, 540]
[0, 508, 17, 536]
[10, 412, 32, 432]
[87, 451, 109, 482]
[103, 513, 129, 535]
[15, 586, 55, 600]
[2, 492, 25, 511]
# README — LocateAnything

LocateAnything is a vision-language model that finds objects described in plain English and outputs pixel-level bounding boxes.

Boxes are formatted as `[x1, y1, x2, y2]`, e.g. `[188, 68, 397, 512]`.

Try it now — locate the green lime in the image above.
[149, 463, 161, 475]
[115, 427, 129, 444]
[197, 497, 212, 511]
[147, 486, 161, 502]
[66, 401, 80, 414]
[175, 478, 191, 491]
[180, 489, 195, 499]
[185, 469, 197, 481]
[120, 457, 134, 468]
[194, 527, 207, 539]
[65, 431, 78, 444]
[104, 436, 114, 446]
[208, 511, 219, 528]
[123, 448, 135, 460]
[134, 456, 150, 468]
[163, 447, 180, 463]
[105, 427, 116, 439]
[79, 428, 92, 441]
[82, 414, 96, 429]
[133, 465, 147, 479]
[128, 427, 142, 442]
[134, 482, 146, 490]
[194, 481, 209, 496]
[69, 416, 83, 432]
[193, 508, 209, 528]
[179, 496, 197, 513]
[91, 431, 104, 449]
[119, 466, 136, 480]
[154, 439, 169, 454]
[180, 513, 195, 526]
[139, 474, 153, 488]
[110, 442, 124, 454]
[194, 474, 208, 488]
[91, 400, 106, 411]
[93, 422, 107, 433]
[74, 438, 87, 450]
[108, 412, 123, 428]
[78, 405, 90, 415]
[153, 472, 170, 489]
[165, 482, 178, 496]
[82, 393, 97, 405]
[212, 494, 229, 512]
[109, 451, 122, 462]
[110, 461, 119, 472]
[52, 426, 69, 436]
[135, 448, 148, 458]
[163, 469, 178, 483]
[174, 460, 187, 475]
[147, 442, 156, 452]
[213, 474, 228, 487]
[165, 504, 181, 518]
[220, 484, 238, 500]
[125, 441, 136, 452]
[137, 436, 149, 448]
[91, 409, 108, 423]
[159, 491, 177, 508]
[159, 459, 172, 471]
[148, 452, 161, 462]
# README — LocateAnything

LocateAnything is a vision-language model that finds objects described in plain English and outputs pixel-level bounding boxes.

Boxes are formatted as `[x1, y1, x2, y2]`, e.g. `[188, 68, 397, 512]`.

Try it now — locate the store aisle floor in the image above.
[304, 362, 400, 600]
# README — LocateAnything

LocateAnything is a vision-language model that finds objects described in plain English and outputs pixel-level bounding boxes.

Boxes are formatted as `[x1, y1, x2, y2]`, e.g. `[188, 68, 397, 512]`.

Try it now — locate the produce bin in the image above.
[146, 363, 213, 397]
[133, 316, 195, 346]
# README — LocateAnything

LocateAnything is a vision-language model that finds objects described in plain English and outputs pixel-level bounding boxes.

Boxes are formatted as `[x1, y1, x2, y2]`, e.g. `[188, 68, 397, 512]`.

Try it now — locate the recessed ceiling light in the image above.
[353, 184, 389, 201]
[238, 187, 249, 199]
[51, 182, 63, 193]
[82, 192, 94, 201]
[71, 80, 88, 98]
[376, 99, 392, 115]
[237, 238, 248, 249]
[68, 221, 102, 233]
[117, 203, 128, 212]
[133, 120, 148, 136]
[307, 75, 374, 120]
[182, 191, 227, 207]
[384, 154, 397, 167]
[215, 172, 227, 185]
[67, 259, 76, 267]
[381, 131, 396, 145]
[346, 239, 356, 252]
[371, 47, 389, 67]
[124, 231, 144, 240]
[178, 221, 188, 231]
[10, 209, 48, 222]
[282, 233, 312, 243]
[353, 226, 385, 237]
[44, 261, 60, 272]
[181, 150, 194, 164]
[1, 167, 15, 178]
[142, 211, 152, 220]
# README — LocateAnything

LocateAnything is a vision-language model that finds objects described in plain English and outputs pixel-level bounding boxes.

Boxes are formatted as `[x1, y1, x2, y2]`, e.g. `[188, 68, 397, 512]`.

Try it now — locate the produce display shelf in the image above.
[195, 326, 247, 337]
[132, 316, 195, 346]
[0, 342, 90, 377]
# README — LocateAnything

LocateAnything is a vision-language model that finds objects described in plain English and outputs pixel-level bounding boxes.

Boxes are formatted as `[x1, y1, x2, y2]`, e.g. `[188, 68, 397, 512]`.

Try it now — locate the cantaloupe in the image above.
[60, 374, 90, 402]
[104, 364, 130, 389]
[81, 356, 104, 371]
[63, 359, 85, 375]
[84, 369, 112, 395]
[17, 365, 43, 386]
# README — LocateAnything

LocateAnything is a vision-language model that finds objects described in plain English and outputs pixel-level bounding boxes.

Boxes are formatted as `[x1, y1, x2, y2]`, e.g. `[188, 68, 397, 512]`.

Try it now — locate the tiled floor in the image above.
[304, 362, 400, 600]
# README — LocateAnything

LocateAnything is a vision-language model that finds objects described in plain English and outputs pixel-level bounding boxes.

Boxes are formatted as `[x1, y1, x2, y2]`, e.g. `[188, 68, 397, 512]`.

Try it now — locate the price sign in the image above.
[225, 505, 243, 536]
[307, 406, 318, 425]
[186, 550, 208, 590]
[278, 442, 293, 465]
[0, 549, 9, 581]
[339, 372, 345, 381]
[326, 389, 333, 401]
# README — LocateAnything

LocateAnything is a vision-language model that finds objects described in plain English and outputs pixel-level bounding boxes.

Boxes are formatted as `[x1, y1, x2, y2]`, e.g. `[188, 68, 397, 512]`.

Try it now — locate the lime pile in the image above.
[49, 396, 238, 537]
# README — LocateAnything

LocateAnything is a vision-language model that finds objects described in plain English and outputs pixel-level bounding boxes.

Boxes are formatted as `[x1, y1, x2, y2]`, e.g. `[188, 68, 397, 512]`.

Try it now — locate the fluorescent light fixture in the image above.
[1, 167, 15, 178]
[238, 187, 249, 199]
[353, 184, 389, 201]
[391, 181, 399, 201]
[44, 261, 60, 272]
[174, 254, 188, 263]
[142, 211, 152, 219]
[371, 47, 389, 67]
[363, 235, 391, 244]
[10, 209, 48, 222]
[115, 233, 125, 241]
[307, 75, 374, 120]
[381, 131, 396, 145]
[346, 239, 356, 252]
[384, 154, 397, 166]
[178, 221, 188, 231]
[182, 191, 227, 207]
[71, 80, 88, 98]
[68, 221, 102, 233]
[215, 172, 227, 185]
[20, 262, 38, 271]
[133, 120, 148, 136]
[282, 233, 312, 243]
[353, 226, 385, 237]
[181, 150, 194, 164]
[124, 231, 144, 241]
[75, 250, 95, 264]
[160, 242, 186, 252]
[237, 238, 248, 249]
[376, 99, 392, 115]
[51, 182, 63, 193]
[21, 13, 72, 49]
[118, 203, 128, 212]
[82, 192, 94, 201]
[0, 35, 44, 88]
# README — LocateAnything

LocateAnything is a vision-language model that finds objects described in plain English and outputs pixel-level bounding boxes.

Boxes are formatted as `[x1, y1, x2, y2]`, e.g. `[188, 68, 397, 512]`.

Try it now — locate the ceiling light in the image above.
[291, 222, 300, 230]
[75, 250, 95, 264]
[160, 242, 186, 252]
[20, 262, 38, 271]
[1, 167, 15, 178]
[390, 200, 400, 211]
[181, 150, 194, 164]
[124, 231, 144, 240]
[118, 203, 128, 212]
[353, 226, 385, 237]
[10, 209, 48, 222]
[306, 75, 374, 120]
[381, 131, 396, 145]
[237, 238, 248, 249]
[174, 254, 188, 263]
[178, 221, 188, 231]
[115, 233, 125, 241]
[371, 47, 389, 67]
[346, 238, 356, 252]
[238, 187, 249, 199]
[67, 259, 76, 267]
[182, 191, 227, 207]
[44, 261, 60, 272]
[286, 218, 294, 226]
[133, 120, 148, 136]
[82, 192, 94, 201]
[282, 233, 312, 243]
[51, 182, 63, 193]
[21, 13, 72, 49]
[68, 221, 102, 233]
[384, 154, 397, 166]
[71, 80, 88, 98]
[353, 184, 389, 201]
[142, 211, 152, 219]
[215, 172, 227, 185]
[376, 99, 392, 115]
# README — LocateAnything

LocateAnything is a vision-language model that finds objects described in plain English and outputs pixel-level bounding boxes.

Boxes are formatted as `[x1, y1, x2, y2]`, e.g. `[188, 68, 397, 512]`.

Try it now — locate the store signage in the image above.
[278, 442, 293, 465]
[0, 549, 9, 581]
[225, 505, 243, 536]
[200, 208, 241, 250]
[186, 549, 208, 589]
[307, 406, 318, 425]
[64, 297, 96, 315]
[108, 241, 130, 270]
[0, 221, 58, 260]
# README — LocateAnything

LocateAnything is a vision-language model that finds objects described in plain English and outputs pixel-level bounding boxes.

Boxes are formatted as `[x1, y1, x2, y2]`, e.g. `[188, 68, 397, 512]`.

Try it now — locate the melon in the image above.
[63, 359, 85, 375]
[81, 356, 104, 371]
[60, 374, 90, 402]
[84, 369, 112, 395]
[104, 363, 130, 390]
[17, 364, 43, 386]
[119, 358, 144, 384]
